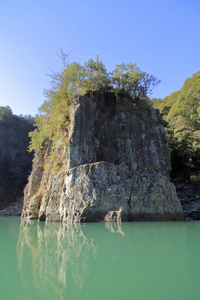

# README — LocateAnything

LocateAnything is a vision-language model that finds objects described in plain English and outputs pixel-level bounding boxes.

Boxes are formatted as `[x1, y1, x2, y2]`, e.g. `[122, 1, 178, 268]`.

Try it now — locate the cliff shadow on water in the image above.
[22, 93, 184, 222]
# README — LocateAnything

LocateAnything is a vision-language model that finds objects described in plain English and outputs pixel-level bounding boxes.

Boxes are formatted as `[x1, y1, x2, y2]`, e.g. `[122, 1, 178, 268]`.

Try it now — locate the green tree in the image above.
[112, 63, 160, 99]
[29, 62, 86, 152]
[84, 55, 110, 92]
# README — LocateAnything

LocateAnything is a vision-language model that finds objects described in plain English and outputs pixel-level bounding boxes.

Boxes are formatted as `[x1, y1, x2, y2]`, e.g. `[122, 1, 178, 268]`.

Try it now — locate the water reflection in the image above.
[17, 219, 97, 300]
[105, 221, 124, 236]
[16, 220, 192, 300]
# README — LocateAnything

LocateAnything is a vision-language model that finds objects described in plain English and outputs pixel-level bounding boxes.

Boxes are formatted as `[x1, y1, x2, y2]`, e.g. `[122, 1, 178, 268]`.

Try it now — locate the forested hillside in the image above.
[152, 71, 200, 181]
[0, 107, 34, 208]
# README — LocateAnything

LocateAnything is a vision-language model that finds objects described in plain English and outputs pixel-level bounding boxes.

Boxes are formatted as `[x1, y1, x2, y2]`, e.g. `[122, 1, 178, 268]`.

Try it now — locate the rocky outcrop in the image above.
[22, 94, 184, 222]
[0, 197, 23, 216]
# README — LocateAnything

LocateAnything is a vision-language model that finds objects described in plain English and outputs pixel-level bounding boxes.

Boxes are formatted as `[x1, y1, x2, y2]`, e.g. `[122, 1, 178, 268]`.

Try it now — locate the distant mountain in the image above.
[0, 107, 34, 209]
[152, 71, 200, 180]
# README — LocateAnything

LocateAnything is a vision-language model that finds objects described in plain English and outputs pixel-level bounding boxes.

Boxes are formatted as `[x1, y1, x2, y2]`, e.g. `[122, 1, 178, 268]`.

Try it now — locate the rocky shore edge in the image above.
[172, 179, 200, 221]
[1, 180, 200, 221]
[0, 198, 23, 217]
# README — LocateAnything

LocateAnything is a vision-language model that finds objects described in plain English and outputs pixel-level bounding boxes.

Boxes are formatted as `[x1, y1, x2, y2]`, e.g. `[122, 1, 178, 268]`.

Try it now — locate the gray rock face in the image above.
[22, 94, 184, 221]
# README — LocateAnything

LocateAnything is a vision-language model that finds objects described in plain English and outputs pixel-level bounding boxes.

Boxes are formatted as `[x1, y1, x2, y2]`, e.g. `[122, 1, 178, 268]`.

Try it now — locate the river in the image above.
[0, 217, 200, 300]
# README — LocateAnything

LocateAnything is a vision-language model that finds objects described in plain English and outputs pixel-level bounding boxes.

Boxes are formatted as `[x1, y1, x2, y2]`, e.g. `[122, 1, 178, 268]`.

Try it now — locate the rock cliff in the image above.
[22, 94, 184, 222]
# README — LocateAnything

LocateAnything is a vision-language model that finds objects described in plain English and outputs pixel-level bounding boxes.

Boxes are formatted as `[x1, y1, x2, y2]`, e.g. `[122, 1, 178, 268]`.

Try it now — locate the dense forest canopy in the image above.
[152, 71, 200, 180]
[29, 56, 160, 153]
[0, 106, 34, 208]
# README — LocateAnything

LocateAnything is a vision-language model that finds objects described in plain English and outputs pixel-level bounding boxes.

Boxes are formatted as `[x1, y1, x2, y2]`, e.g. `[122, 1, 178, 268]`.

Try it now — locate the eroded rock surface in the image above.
[22, 94, 184, 221]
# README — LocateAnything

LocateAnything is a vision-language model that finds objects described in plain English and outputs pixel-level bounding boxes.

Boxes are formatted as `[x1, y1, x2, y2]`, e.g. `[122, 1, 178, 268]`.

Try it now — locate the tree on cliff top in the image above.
[29, 56, 160, 153]
[84, 56, 111, 92]
[112, 63, 160, 99]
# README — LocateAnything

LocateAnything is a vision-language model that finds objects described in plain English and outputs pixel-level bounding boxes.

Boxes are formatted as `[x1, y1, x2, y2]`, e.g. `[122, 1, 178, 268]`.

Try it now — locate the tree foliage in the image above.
[112, 63, 160, 99]
[29, 55, 160, 154]
[84, 56, 111, 92]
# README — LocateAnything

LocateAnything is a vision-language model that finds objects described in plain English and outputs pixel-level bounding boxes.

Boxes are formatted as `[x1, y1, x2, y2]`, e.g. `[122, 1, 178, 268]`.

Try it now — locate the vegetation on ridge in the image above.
[152, 71, 200, 181]
[0, 107, 34, 208]
[29, 55, 160, 153]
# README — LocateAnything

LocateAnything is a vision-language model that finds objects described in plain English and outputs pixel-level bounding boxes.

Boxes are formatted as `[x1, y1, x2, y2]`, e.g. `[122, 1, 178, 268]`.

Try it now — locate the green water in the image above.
[1, 217, 200, 300]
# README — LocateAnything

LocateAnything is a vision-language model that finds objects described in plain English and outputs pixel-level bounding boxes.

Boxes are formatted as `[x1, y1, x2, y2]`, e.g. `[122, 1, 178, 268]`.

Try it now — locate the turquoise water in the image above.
[1, 217, 200, 300]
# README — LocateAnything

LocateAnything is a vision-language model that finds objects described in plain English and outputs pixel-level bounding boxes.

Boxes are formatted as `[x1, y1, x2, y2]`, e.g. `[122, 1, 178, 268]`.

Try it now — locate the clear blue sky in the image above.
[1, 0, 200, 116]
